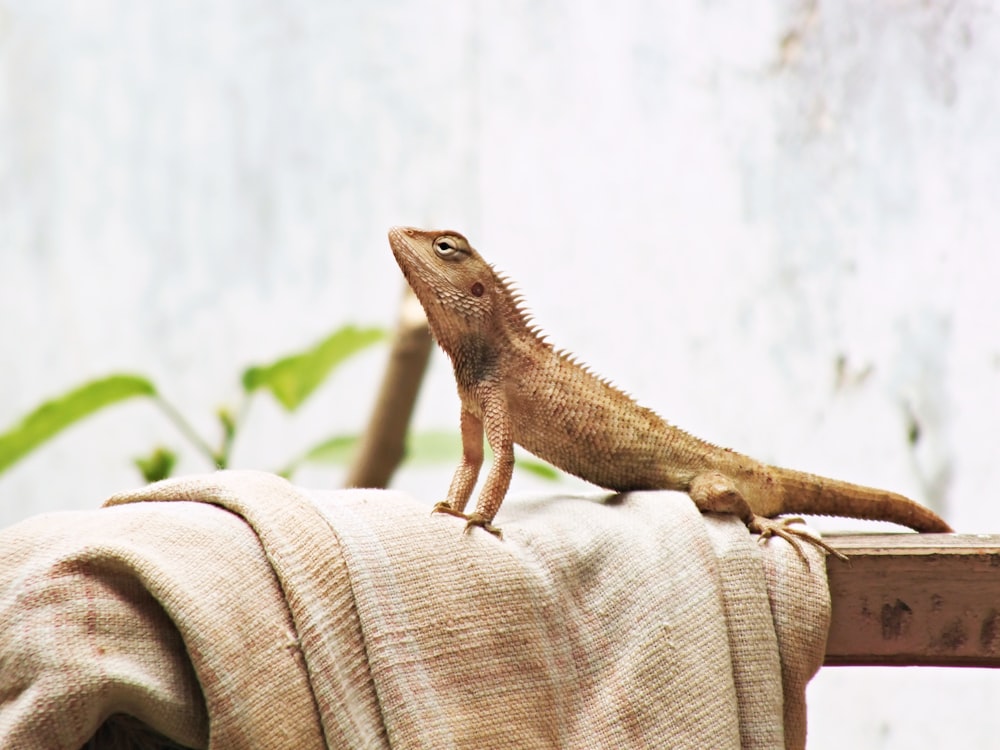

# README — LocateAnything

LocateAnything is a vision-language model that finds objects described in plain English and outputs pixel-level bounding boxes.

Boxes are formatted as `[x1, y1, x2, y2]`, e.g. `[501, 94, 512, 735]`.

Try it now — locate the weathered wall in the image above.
[2, 2, 998, 745]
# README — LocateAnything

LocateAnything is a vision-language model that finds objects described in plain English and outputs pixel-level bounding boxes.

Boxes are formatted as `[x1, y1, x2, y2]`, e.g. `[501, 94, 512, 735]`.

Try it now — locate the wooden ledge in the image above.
[824, 533, 1000, 668]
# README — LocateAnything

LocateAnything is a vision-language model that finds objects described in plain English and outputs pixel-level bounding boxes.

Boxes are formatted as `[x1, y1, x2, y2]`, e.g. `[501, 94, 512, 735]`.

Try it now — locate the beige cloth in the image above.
[0, 470, 830, 749]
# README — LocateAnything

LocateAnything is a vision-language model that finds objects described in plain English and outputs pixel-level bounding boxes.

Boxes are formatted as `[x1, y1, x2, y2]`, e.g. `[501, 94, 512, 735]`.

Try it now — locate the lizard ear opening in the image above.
[471, 282, 485, 297]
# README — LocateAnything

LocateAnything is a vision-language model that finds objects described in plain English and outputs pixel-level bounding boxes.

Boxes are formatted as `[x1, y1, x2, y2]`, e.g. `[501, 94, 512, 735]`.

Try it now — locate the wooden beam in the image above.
[824, 533, 1000, 667]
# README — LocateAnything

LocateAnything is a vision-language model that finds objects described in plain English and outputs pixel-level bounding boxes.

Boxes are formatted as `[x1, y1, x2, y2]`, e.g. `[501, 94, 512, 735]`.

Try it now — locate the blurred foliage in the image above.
[0, 326, 385, 482]
[243, 326, 386, 411]
[279, 429, 561, 481]
[0, 325, 561, 487]
[134, 446, 178, 483]
[0, 375, 156, 475]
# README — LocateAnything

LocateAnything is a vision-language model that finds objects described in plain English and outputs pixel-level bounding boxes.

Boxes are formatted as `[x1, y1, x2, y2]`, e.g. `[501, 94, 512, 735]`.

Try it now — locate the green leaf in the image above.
[134, 446, 177, 483]
[513, 458, 561, 481]
[298, 434, 360, 466]
[242, 325, 387, 411]
[403, 430, 463, 465]
[287, 430, 462, 473]
[278, 434, 361, 477]
[0, 374, 157, 475]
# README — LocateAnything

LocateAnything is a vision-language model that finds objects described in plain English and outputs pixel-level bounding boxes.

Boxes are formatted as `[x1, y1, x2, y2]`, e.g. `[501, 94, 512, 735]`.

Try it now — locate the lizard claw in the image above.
[432, 504, 503, 539]
[749, 515, 848, 567]
[464, 513, 503, 540]
[432, 501, 469, 520]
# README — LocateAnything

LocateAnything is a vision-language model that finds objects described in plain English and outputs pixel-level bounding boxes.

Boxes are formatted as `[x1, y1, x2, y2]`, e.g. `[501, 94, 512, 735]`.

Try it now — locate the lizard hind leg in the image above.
[687, 471, 845, 566]
[688, 471, 759, 524]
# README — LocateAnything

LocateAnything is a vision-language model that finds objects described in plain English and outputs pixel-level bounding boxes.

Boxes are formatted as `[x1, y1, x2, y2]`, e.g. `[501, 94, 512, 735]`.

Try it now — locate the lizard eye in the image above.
[433, 237, 459, 258]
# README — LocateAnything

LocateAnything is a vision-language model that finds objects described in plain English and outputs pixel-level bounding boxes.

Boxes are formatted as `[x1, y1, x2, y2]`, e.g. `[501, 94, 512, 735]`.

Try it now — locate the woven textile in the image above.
[0, 470, 830, 749]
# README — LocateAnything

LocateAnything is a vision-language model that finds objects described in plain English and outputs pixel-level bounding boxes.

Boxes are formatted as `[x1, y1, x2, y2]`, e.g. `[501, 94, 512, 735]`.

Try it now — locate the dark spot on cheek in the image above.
[471, 282, 484, 297]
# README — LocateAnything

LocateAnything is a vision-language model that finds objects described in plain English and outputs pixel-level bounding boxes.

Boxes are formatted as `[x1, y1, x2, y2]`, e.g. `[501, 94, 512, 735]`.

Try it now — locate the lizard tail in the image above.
[774, 468, 952, 533]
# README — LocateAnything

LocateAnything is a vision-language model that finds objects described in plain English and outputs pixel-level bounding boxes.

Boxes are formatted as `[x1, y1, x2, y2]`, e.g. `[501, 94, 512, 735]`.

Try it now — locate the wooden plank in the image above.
[824, 533, 1000, 667]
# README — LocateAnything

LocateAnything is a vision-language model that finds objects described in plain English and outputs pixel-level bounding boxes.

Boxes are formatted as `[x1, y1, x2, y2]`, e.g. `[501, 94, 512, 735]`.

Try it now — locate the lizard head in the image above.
[388, 226, 501, 347]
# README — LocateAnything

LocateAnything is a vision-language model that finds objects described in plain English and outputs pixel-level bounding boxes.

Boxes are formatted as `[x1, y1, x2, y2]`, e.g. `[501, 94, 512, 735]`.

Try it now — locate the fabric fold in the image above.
[0, 471, 830, 749]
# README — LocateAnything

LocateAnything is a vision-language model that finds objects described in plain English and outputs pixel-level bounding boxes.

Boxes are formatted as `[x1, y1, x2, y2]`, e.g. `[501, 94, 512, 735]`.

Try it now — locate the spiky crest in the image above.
[488, 260, 670, 410]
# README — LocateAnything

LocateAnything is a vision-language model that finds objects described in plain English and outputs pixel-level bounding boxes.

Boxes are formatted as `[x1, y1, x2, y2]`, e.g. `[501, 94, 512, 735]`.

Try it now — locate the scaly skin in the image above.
[388, 226, 952, 560]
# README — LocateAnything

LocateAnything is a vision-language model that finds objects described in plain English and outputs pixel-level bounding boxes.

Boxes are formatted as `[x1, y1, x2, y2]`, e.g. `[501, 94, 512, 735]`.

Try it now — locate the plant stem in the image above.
[153, 394, 223, 468]
[218, 397, 250, 468]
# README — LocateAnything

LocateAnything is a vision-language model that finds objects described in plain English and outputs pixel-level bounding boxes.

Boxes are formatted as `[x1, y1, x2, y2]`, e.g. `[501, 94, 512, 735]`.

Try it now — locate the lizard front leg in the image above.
[433, 407, 484, 519]
[688, 471, 846, 564]
[463, 381, 514, 538]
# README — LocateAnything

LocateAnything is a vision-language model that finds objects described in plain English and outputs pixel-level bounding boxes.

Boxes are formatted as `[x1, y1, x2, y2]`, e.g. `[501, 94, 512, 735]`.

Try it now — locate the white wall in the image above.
[2, 1, 998, 746]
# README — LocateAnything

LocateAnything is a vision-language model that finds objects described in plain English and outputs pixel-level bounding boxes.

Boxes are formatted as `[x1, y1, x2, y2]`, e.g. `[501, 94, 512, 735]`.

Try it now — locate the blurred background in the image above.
[2, 1, 998, 746]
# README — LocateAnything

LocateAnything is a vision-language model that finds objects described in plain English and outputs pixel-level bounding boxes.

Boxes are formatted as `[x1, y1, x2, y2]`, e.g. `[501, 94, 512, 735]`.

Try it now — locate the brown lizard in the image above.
[388, 225, 952, 559]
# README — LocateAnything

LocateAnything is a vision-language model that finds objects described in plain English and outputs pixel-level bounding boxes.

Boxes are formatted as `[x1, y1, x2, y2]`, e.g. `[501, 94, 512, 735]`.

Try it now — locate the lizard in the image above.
[387, 225, 952, 560]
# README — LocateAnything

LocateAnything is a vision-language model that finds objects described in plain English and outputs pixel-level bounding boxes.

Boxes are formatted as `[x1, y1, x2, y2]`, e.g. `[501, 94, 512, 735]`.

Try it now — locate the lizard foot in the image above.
[432, 501, 470, 520]
[463, 513, 503, 540]
[749, 515, 848, 567]
[432, 504, 503, 539]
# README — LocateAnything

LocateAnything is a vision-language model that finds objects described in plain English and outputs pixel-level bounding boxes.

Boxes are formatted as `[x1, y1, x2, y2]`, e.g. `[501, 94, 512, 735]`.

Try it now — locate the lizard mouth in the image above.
[388, 227, 436, 304]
